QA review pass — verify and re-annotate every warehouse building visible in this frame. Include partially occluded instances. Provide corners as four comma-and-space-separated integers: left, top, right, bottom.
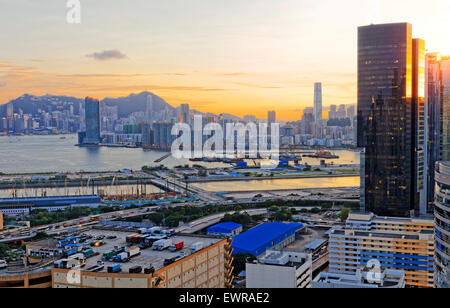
246, 248, 312, 288
207, 222, 242, 237
50, 230, 234, 288
0, 195, 101, 216
231, 222, 304, 257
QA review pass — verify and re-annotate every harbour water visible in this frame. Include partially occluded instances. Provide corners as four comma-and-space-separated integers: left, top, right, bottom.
0, 135, 361, 174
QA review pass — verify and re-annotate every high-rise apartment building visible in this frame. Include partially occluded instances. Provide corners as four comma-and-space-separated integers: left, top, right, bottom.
434, 161, 450, 288
146, 95, 153, 126
83, 97, 101, 145
329, 212, 434, 288
180, 104, 190, 124
358, 23, 425, 217
314, 83, 322, 123
329, 105, 337, 119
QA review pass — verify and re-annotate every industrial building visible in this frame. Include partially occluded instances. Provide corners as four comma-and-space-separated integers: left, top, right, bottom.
207, 222, 242, 237
313, 268, 406, 288
0, 195, 101, 216
231, 222, 304, 257
246, 248, 312, 288
48, 229, 234, 288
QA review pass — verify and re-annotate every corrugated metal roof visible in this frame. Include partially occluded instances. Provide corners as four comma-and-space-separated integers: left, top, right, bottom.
207, 222, 242, 234
231, 222, 303, 256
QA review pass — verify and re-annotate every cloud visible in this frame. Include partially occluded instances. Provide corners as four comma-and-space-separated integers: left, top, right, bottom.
86, 50, 127, 61
0, 82, 6, 87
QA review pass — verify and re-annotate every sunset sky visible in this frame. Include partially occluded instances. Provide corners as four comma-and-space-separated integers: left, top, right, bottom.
0, 0, 449, 120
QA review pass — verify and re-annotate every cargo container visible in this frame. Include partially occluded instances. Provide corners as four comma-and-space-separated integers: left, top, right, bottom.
169, 241, 184, 252
152, 239, 172, 251
190, 242, 203, 254
144, 266, 155, 274
83, 249, 94, 258
129, 266, 142, 274
107, 264, 121, 273
127, 246, 141, 258
126, 233, 140, 243
114, 252, 129, 262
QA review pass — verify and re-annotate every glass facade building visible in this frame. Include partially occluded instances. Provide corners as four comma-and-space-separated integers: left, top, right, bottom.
424, 55, 450, 213
434, 161, 450, 288
358, 23, 426, 217
83, 97, 101, 145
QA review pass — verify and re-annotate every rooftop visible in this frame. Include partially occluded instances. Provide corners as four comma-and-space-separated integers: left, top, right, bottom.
207, 222, 242, 234
231, 222, 303, 256
78, 230, 223, 273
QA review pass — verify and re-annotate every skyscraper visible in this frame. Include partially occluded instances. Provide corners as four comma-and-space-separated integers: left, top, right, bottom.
180, 104, 190, 124
268, 111, 276, 126
83, 97, 101, 145
425, 54, 450, 213
314, 82, 322, 123
434, 161, 450, 288
329, 105, 337, 119
146, 95, 153, 126
358, 23, 425, 217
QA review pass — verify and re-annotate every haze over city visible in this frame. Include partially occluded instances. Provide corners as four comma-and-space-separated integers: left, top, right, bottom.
1, 0, 449, 120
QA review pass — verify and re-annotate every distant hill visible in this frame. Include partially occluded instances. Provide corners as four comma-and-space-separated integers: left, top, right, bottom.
2, 91, 242, 120
5, 94, 84, 115
101, 91, 174, 118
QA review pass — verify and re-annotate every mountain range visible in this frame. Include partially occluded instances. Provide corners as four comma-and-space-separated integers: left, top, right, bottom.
3, 91, 242, 121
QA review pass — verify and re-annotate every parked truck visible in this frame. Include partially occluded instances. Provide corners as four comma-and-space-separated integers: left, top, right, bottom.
127, 246, 141, 258
87, 261, 104, 272
114, 252, 129, 263
126, 233, 140, 243
83, 249, 95, 258
169, 241, 184, 252
107, 264, 121, 273
152, 239, 172, 251
102, 250, 115, 261
190, 242, 204, 254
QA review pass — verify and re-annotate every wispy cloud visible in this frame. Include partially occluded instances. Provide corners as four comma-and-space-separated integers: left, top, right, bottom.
85, 50, 127, 61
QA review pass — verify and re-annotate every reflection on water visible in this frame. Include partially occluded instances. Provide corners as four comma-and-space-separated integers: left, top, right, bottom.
0, 184, 162, 198
0, 135, 361, 173
192, 176, 360, 192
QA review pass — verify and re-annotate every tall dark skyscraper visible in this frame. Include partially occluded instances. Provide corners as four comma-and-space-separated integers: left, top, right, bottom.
425, 54, 450, 213
83, 97, 101, 145
358, 23, 425, 217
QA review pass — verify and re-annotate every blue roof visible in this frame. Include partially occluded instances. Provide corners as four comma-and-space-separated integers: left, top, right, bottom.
0, 195, 100, 206
207, 222, 242, 234
231, 222, 303, 256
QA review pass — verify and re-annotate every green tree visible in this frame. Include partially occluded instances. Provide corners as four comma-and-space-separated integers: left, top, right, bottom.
340, 208, 351, 222
232, 253, 256, 275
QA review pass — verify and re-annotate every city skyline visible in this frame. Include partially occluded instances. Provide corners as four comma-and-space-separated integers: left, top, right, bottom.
1, 0, 449, 120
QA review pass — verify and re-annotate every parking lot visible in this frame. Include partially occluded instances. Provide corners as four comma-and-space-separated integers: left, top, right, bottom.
78, 229, 222, 273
